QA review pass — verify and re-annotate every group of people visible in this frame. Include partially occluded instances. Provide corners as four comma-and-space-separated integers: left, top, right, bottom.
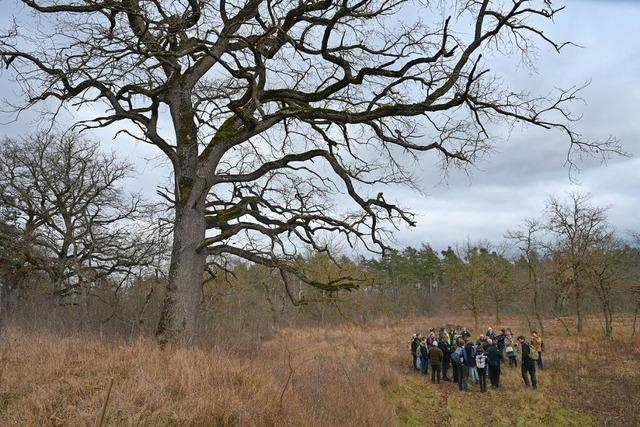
409, 325, 545, 392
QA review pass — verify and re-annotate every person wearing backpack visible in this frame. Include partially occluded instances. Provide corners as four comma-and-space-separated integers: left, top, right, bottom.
429, 341, 443, 384
518, 335, 538, 389
451, 341, 468, 391
505, 332, 518, 368
438, 337, 452, 381
486, 339, 504, 388
475, 346, 488, 393
531, 331, 544, 370
451, 343, 459, 384
419, 337, 429, 376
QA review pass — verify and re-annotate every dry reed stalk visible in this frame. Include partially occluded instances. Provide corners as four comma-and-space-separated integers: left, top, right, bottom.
97, 377, 114, 427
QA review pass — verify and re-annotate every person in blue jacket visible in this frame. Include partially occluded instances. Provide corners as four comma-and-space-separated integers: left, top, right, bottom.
419, 337, 429, 376
452, 340, 468, 391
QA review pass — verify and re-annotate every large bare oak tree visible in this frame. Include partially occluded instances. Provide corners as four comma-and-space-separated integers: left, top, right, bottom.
0, 131, 163, 326
1, 0, 620, 342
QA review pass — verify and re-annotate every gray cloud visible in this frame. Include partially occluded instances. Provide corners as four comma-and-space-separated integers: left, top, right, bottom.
385, 1, 640, 249
1, 1, 638, 253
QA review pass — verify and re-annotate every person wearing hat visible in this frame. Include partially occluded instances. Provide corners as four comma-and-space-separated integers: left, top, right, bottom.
429, 341, 444, 384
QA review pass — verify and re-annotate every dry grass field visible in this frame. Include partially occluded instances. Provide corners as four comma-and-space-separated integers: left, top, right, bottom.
0, 315, 638, 426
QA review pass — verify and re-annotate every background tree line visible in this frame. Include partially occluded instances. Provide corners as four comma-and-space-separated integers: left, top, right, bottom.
1, 132, 637, 341
1, 0, 624, 344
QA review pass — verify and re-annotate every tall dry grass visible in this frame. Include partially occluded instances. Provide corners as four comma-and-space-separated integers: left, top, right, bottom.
0, 329, 287, 425
0, 322, 403, 426
0, 315, 638, 426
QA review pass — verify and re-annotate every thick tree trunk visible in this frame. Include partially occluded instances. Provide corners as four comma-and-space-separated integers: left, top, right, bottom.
156, 89, 213, 345
156, 201, 207, 344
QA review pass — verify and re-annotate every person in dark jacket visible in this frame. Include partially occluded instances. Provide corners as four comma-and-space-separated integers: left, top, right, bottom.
451, 341, 467, 391
496, 329, 507, 354
451, 342, 459, 384
486, 340, 504, 388
478, 335, 490, 351
518, 335, 538, 389
438, 338, 451, 381
429, 341, 444, 384
486, 327, 496, 341
411, 334, 420, 370
461, 328, 471, 340
475, 346, 488, 393
419, 337, 429, 375
464, 340, 478, 384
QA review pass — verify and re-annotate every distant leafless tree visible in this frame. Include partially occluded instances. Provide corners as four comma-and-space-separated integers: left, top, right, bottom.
544, 192, 610, 333
0, 0, 622, 342
442, 241, 488, 330
584, 234, 628, 339
506, 219, 545, 334
0, 131, 164, 326
481, 245, 515, 325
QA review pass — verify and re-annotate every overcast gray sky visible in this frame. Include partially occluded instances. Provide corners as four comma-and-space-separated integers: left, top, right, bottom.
391, 0, 640, 249
1, 0, 638, 251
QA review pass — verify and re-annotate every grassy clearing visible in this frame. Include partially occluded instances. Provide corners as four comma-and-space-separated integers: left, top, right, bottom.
0, 315, 637, 426
389, 365, 597, 427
